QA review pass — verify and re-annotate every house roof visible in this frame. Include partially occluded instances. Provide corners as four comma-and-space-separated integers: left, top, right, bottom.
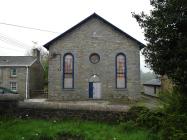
43, 13, 145, 50
0, 56, 36, 67
143, 79, 161, 86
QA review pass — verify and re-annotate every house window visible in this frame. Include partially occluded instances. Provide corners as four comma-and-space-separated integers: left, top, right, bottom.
10, 82, 17, 91
116, 53, 126, 88
10, 68, 17, 77
63, 53, 74, 89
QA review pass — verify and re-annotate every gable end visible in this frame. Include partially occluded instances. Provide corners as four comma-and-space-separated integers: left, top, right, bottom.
44, 13, 145, 50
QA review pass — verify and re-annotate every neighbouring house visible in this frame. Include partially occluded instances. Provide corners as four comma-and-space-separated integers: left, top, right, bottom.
0, 49, 44, 99
44, 13, 145, 101
143, 79, 161, 97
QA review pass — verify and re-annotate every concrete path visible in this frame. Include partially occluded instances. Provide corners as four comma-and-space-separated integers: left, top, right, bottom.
19, 100, 130, 112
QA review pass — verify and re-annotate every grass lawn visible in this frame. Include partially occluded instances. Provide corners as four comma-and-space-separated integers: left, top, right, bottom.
0, 118, 158, 140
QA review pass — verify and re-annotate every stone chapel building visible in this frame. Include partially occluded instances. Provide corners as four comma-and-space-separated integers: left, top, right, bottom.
44, 13, 145, 100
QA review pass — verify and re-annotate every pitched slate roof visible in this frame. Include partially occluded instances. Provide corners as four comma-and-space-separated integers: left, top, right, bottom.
0, 56, 36, 67
143, 79, 161, 86
44, 13, 145, 50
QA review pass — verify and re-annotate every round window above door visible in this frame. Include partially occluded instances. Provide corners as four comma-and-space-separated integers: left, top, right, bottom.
89, 53, 100, 64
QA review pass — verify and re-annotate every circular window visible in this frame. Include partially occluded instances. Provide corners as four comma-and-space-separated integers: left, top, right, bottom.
89, 53, 100, 64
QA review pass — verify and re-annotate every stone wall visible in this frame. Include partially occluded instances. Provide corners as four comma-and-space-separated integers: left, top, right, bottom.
48, 17, 141, 101
17, 108, 131, 122
0, 96, 19, 116
0, 100, 133, 123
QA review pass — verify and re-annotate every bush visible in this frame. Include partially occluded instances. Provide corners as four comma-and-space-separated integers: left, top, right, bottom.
159, 89, 187, 113
159, 113, 187, 140
128, 106, 149, 121
128, 106, 164, 132
136, 109, 164, 132
158, 89, 187, 139
130, 89, 187, 140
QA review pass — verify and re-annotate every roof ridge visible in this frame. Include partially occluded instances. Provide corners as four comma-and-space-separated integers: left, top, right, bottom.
0, 56, 37, 67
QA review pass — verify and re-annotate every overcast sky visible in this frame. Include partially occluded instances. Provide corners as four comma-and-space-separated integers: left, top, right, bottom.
0, 0, 152, 72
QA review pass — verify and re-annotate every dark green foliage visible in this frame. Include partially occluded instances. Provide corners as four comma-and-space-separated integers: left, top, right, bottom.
159, 114, 187, 140
136, 109, 164, 132
128, 106, 150, 120
132, 0, 187, 93
133, 1, 187, 137
129, 106, 164, 132
159, 89, 187, 113
158, 90, 187, 140
131, 91, 187, 140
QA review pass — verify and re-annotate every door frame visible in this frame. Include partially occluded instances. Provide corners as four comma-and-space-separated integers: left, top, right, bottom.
88, 81, 101, 99
88, 74, 101, 99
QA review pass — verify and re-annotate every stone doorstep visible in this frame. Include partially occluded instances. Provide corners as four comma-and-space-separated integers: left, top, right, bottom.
24, 99, 47, 102
19, 100, 130, 112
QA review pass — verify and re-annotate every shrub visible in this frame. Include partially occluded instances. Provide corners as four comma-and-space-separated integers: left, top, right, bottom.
128, 106, 149, 121
159, 113, 187, 140
159, 89, 187, 113
157, 89, 187, 139
135, 108, 164, 132
130, 89, 187, 140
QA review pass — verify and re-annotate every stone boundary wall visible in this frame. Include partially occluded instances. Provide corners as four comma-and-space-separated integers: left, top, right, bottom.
0, 100, 135, 122
0, 94, 20, 101
16, 108, 132, 122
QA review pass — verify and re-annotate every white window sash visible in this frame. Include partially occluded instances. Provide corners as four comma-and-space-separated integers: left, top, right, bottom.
10, 68, 17, 77
10, 82, 17, 91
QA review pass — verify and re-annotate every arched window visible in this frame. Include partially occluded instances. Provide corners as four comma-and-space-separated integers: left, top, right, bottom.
63, 53, 74, 89
116, 53, 126, 88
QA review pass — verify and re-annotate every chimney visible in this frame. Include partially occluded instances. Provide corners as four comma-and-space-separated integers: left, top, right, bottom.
32, 48, 40, 61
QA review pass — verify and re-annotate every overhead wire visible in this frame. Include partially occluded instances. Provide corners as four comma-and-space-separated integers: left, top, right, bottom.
0, 22, 59, 53
0, 43, 25, 52
0, 33, 32, 49
0, 22, 60, 34
0, 22, 59, 34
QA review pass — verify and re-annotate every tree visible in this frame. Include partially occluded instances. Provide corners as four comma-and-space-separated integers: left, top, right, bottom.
132, 0, 187, 94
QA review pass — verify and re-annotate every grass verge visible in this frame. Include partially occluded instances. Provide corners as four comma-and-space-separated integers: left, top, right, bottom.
0, 118, 157, 140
